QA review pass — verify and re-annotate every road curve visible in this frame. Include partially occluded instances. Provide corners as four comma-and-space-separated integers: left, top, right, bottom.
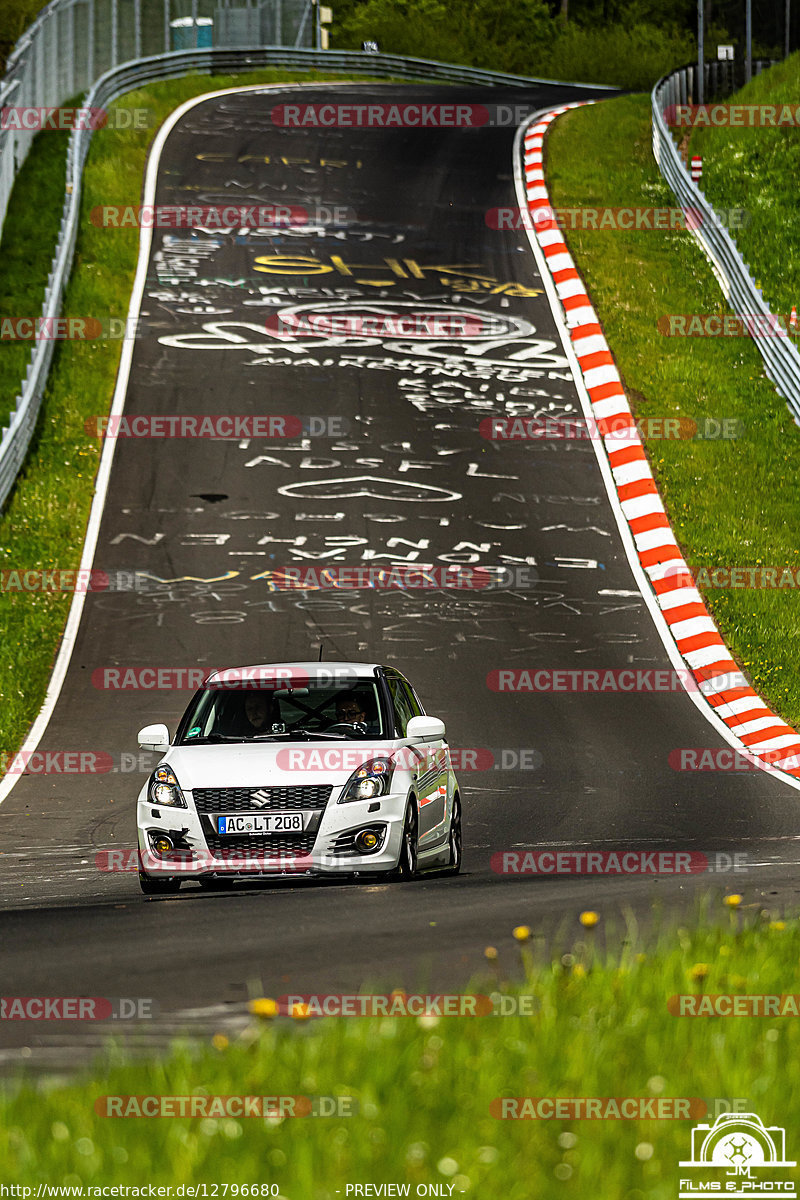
1, 82, 799, 1063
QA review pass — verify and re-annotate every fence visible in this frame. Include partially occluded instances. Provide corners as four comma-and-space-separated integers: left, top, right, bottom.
656, 57, 778, 107
651, 59, 800, 424
0, 0, 319, 234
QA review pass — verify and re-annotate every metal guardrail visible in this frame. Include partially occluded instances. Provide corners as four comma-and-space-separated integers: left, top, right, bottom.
651, 62, 800, 424
0, 44, 616, 511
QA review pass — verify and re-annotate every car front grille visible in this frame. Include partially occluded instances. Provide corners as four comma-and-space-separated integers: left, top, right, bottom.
203, 831, 318, 856
193, 785, 332, 813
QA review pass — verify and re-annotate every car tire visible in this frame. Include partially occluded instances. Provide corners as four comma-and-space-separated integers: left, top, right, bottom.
447, 794, 462, 874
138, 870, 181, 895
392, 801, 418, 880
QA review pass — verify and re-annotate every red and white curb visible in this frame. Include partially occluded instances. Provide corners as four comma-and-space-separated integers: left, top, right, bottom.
518, 102, 800, 782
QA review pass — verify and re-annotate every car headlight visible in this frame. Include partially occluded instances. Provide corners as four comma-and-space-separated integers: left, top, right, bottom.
148, 765, 187, 808
338, 757, 394, 804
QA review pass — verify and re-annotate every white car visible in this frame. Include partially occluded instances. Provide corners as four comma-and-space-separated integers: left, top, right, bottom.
135, 661, 462, 893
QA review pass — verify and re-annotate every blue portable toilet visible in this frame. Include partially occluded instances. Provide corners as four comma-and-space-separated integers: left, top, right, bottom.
170, 16, 213, 49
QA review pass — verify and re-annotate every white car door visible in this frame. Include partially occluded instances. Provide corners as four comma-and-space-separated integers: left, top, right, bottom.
387, 674, 448, 848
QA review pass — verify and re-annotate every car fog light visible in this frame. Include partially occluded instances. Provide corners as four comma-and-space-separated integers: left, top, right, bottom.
151, 834, 174, 854
355, 829, 380, 853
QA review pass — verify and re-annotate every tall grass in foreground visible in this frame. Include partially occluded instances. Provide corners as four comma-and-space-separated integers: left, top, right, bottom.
1, 900, 794, 1198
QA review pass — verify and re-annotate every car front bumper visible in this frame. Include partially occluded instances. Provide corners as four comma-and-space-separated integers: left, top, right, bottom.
136, 786, 410, 878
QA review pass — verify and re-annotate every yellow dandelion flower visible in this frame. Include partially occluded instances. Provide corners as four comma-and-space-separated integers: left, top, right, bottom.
248, 998, 278, 1019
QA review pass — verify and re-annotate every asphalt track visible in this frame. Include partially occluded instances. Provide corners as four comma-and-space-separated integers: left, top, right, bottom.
2, 82, 800, 1066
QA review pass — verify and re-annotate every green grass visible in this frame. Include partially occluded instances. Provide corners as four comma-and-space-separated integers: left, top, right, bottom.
0, 128, 70, 433
1, 900, 794, 1196
688, 52, 800, 322
0, 68, 386, 773
546, 91, 800, 727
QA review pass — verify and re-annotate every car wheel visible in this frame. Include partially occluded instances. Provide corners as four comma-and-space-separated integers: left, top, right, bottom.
138, 870, 181, 895
393, 802, 418, 880
447, 794, 462, 873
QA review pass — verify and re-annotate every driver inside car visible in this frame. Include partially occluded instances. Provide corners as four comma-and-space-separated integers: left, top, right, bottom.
334, 692, 379, 735
217, 689, 278, 738
244, 690, 274, 733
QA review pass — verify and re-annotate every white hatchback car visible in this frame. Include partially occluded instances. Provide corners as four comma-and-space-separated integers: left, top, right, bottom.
135, 661, 462, 893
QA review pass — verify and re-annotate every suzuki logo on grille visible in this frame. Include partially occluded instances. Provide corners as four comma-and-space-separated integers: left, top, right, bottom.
250, 790, 273, 807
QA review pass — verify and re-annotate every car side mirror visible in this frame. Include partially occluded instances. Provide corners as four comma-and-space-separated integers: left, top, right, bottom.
138, 723, 170, 753
406, 715, 445, 742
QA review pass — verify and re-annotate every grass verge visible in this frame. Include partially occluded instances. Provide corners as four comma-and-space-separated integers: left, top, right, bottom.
0, 69, 384, 771
0, 899, 793, 1195
0, 128, 70, 433
546, 90, 800, 727
687, 52, 800, 321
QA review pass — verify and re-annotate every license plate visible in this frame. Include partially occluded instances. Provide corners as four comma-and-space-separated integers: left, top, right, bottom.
216, 811, 311, 835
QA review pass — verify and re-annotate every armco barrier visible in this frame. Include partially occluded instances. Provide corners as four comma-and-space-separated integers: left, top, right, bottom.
0, 41, 616, 513
651, 63, 800, 426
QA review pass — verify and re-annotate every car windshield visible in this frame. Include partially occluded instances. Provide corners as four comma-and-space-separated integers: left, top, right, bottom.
178, 681, 385, 745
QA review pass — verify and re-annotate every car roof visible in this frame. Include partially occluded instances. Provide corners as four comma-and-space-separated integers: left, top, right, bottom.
203, 661, 388, 683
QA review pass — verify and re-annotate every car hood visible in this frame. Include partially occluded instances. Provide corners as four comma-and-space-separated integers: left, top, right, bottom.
164, 740, 402, 790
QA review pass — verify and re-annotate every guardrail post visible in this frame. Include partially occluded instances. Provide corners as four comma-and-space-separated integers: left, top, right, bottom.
697, 0, 704, 105
87, 0, 95, 83
745, 0, 752, 82
111, 0, 118, 66
48, 10, 59, 107
65, 1, 75, 95
33, 16, 43, 110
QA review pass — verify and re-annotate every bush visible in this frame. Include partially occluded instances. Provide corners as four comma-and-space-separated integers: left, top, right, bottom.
335, 0, 694, 88
334, 0, 557, 74
532, 21, 696, 88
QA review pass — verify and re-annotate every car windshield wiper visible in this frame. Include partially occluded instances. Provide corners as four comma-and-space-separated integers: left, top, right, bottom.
180, 733, 243, 745
245, 730, 350, 742
236, 729, 323, 742
184, 729, 380, 744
